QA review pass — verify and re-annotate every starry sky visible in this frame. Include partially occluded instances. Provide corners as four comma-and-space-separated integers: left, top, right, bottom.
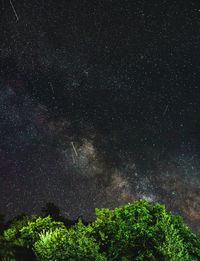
0, 0, 200, 233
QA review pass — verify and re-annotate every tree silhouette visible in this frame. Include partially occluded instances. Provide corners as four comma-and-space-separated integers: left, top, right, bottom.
0, 214, 5, 235
41, 202, 60, 220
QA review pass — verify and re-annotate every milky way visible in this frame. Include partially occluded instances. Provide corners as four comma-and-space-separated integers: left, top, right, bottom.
0, 0, 200, 234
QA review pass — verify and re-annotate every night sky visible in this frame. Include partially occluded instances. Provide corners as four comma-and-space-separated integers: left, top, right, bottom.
0, 0, 200, 233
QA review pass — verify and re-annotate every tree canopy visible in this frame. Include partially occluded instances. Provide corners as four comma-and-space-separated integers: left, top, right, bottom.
1, 200, 200, 260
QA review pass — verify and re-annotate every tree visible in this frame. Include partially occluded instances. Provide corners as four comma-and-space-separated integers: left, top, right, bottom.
41, 202, 60, 220
34, 218, 107, 260
92, 200, 200, 260
1, 200, 200, 260
2, 215, 65, 260
1, 215, 37, 260
0, 214, 5, 235
41, 202, 91, 229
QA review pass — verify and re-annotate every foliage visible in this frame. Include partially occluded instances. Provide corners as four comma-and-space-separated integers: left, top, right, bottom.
13, 216, 66, 248
92, 200, 200, 260
34, 218, 107, 260
33, 227, 69, 260
1, 215, 65, 260
0, 200, 200, 260
0, 234, 16, 260
0, 215, 38, 260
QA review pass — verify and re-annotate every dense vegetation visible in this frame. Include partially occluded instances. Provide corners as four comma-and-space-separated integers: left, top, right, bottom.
0, 200, 200, 260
